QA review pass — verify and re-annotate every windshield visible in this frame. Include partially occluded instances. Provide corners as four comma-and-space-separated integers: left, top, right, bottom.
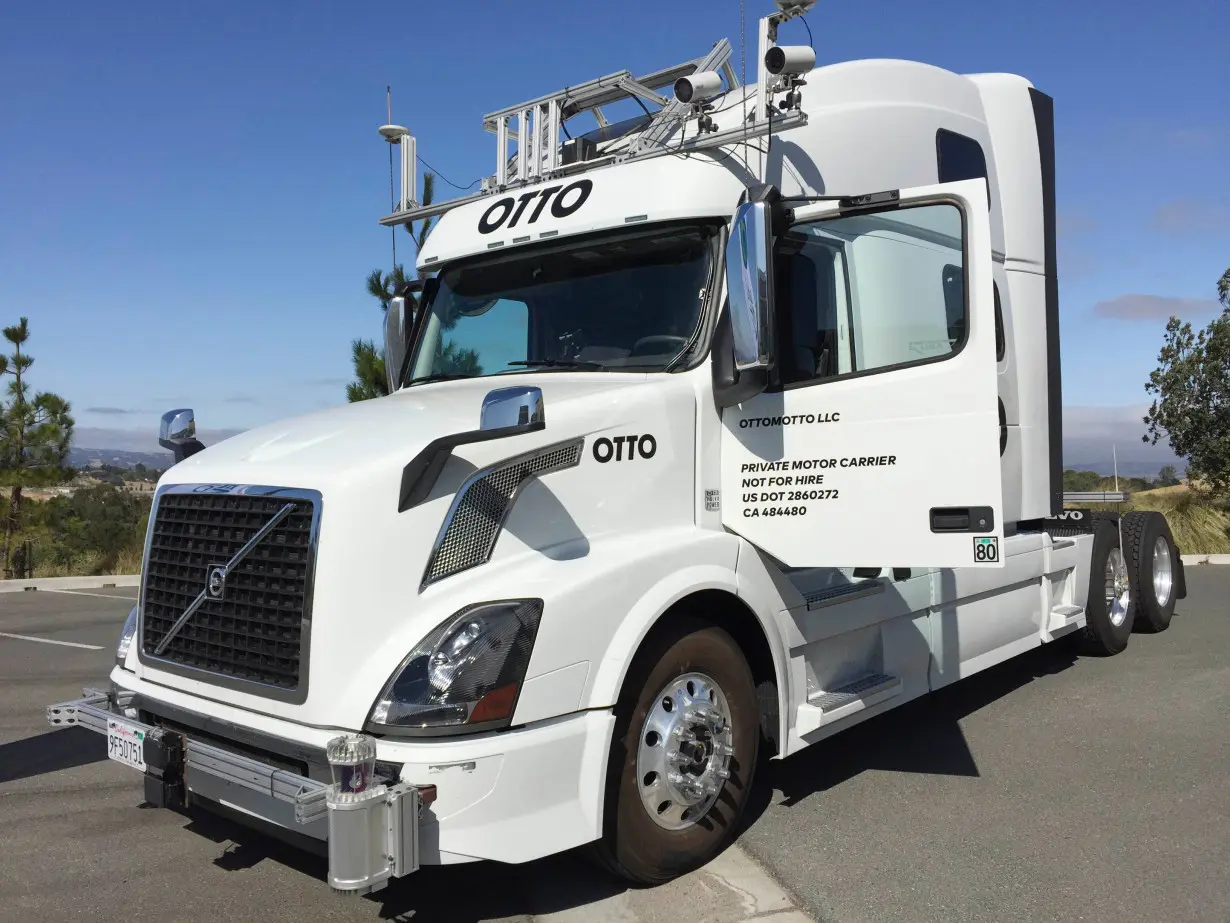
403, 222, 719, 385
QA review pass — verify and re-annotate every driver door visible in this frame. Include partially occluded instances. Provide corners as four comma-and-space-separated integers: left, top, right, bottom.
720, 179, 1004, 569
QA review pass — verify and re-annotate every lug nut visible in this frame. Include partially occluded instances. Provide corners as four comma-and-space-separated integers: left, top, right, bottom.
666, 749, 682, 763
714, 768, 730, 780
667, 771, 686, 785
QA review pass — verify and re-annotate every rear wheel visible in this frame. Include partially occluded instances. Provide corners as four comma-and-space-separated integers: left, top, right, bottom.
1120, 511, 1178, 633
1077, 520, 1134, 656
591, 619, 759, 885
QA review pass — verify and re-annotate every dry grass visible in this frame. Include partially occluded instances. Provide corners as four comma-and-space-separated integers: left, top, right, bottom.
30, 546, 145, 579
1079, 488, 1230, 555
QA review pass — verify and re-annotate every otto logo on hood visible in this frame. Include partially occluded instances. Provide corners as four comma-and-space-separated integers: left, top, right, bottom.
478, 179, 594, 235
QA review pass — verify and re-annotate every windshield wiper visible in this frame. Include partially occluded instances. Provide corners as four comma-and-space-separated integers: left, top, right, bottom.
406, 373, 476, 386
505, 359, 604, 370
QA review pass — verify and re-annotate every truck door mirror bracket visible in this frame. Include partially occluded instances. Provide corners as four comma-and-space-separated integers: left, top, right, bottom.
398, 387, 546, 512
158, 408, 206, 464
711, 306, 769, 409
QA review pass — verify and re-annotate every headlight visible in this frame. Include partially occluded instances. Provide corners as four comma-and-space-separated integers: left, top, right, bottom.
367, 599, 543, 736
116, 606, 138, 668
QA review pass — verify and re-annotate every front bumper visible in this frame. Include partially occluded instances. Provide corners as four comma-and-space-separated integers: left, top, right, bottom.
49, 674, 615, 874
48, 688, 423, 895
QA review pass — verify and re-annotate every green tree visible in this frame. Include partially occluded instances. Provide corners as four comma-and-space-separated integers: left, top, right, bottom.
0, 318, 75, 577
1157, 465, 1180, 487
1142, 273, 1230, 495
1062, 469, 1103, 492
346, 338, 388, 403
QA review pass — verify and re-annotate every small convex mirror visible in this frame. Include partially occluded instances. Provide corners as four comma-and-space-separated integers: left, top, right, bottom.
725, 200, 774, 371
159, 408, 195, 445
480, 386, 545, 431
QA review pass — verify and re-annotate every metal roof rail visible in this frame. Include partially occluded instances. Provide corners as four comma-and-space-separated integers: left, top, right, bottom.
378, 2, 817, 230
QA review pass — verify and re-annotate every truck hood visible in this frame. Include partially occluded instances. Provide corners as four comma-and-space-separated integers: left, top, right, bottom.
166, 374, 641, 490
139, 372, 689, 729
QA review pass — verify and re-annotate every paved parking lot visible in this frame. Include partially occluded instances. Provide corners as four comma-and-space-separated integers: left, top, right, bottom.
2, 568, 1227, 923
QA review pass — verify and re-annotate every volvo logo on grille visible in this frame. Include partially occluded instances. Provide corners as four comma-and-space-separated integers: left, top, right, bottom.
206, 565, 227, 600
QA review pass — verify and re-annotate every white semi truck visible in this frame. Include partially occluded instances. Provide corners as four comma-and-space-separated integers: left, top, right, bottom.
49, 0, 1187, 895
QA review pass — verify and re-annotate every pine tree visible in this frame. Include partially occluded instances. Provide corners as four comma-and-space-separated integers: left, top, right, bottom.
0, 318, 75, 577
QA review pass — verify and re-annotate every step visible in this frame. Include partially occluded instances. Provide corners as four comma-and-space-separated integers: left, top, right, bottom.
795, 672, 902, 736
803, 579, 886, 611
1048, 604, 1084, 631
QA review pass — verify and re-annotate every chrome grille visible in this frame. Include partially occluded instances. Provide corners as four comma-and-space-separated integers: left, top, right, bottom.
423, 440, 583, 588
140, 487, 320, 698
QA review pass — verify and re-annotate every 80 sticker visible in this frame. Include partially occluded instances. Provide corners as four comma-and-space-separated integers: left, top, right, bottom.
973, 536, 1000, 562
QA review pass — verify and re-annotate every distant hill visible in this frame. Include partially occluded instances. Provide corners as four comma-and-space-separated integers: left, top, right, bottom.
68, 447, 174, 471
1062, 459, 1177, 479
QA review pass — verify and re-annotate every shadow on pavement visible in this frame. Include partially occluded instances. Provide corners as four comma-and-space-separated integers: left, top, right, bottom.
743, 638, 1079, 818
179, 800, 628, 922
0, 726, 107, 785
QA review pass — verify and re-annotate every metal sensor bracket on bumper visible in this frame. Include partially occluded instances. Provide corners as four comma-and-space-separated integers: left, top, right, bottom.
46, 689, 424, 895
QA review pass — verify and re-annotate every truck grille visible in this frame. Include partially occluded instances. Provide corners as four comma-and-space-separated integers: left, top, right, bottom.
140, 488, 320, 697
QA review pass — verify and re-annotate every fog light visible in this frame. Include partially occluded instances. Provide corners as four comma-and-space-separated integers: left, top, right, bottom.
326, 734, 378, 803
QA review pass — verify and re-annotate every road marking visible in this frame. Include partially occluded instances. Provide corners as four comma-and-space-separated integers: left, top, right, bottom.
39, 589, 138, 601
0, 631, 105, 651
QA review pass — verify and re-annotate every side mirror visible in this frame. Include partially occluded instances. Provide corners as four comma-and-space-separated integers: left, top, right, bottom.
384, 278, 437, 393
480, 386, 545, 431
159, 408, 206, 464
384, 295, 409, 394
725, 200, 775, 371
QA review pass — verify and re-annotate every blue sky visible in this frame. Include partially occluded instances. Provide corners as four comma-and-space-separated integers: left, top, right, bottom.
1, 0, 1226, 467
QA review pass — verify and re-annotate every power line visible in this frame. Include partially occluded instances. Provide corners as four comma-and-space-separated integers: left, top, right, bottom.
418, 156, 481, 191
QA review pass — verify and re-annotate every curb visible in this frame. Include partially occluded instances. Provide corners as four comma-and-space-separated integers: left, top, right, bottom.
0, 574, 140, 594
1181, 554, 1230, 566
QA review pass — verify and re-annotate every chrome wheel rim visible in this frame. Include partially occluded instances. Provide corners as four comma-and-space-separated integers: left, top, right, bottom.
1152, 536, 1174, 608
636, 672, 734, 831
1105, 547, 1131, 627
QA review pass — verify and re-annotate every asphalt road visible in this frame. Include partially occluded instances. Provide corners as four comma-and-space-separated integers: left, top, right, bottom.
1, 569, 1227, 923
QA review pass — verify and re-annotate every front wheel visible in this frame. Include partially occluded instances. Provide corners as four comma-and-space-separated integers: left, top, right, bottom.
591, 620, 759, 885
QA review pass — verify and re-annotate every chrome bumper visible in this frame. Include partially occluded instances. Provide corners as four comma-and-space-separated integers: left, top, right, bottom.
47, 688, 421, 894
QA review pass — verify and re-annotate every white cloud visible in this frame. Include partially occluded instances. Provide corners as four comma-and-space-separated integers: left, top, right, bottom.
73, 426, 245, 453
1092, 294, 1221, 321
1152, 198, 1229, 233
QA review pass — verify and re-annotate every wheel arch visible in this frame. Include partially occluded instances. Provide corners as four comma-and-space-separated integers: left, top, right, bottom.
586, 572, 788, 758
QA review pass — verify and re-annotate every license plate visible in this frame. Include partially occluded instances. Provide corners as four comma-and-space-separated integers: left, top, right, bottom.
106, 719, 146, 772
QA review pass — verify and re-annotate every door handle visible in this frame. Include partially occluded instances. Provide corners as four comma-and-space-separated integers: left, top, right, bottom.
930, 507, 995, 533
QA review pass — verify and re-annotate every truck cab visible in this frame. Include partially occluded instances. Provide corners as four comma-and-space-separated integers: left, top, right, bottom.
50, 0, 1185, 896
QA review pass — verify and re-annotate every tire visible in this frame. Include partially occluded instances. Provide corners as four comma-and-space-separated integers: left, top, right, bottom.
1120, 511, 1179, 633
1076, 519, 1134, 656
589, 619, 759, 885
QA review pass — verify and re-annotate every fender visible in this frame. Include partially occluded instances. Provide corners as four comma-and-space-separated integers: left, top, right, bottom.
584, 561, 792, 755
